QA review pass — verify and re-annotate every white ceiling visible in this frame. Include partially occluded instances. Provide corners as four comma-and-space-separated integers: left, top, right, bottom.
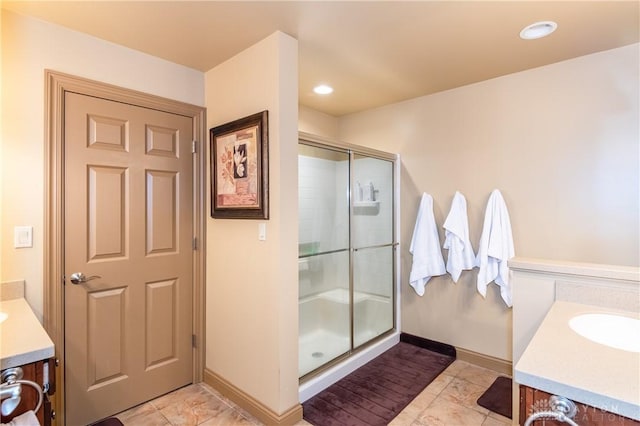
3, 1, 639, 116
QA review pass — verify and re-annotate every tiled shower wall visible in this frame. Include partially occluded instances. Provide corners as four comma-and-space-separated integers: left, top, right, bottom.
353, 157, 394, 298
299, 155, 393, 299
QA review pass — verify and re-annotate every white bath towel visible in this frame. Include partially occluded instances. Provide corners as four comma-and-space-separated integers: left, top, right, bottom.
409, 193, 446, 296
1, 410, 38, 426
443, 191, 476, 283
476, 189, 515, 307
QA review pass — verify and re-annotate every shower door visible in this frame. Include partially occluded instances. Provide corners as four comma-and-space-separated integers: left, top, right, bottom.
352, 154, 395, 348
299, 138, 396, 380
298, 144, 351, 378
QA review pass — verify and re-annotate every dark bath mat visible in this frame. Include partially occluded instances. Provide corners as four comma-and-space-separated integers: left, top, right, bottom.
302, 341, 455, 426
477, 376, 513, 419
90, 417, 124, 426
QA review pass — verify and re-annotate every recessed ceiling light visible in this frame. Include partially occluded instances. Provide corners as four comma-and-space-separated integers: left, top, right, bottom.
520, 21, 558, 40
313, 84, 334, 95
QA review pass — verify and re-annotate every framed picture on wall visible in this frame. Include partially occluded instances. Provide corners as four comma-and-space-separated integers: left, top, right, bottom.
210, 110, 269, 219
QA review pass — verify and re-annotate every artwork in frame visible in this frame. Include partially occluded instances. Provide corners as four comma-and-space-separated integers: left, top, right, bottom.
210, 111, 269, 219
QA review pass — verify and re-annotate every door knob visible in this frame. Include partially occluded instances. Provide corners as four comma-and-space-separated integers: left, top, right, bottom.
69, 272, 101, 285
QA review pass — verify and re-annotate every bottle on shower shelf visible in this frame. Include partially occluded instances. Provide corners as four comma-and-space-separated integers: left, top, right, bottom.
364, 181, 375, 202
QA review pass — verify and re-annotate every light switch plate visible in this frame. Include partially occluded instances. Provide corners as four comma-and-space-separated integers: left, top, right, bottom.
14, 226, 33, 248
258, 223, 266, 241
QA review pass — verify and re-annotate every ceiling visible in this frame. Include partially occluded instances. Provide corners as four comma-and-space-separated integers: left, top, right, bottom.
3, 1, 639, 116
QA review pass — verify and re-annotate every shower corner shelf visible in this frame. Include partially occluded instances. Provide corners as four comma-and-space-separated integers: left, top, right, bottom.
353, 201, 380, 215
354, 201, 379, 207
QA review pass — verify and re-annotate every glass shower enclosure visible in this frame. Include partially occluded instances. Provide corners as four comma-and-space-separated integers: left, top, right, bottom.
298, 136, 396, 380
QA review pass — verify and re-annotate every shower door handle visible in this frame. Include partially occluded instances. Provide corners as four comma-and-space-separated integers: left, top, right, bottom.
69, 272, 101, 285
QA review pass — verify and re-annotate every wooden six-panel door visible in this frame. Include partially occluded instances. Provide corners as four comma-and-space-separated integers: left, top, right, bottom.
64, 92, 194, 425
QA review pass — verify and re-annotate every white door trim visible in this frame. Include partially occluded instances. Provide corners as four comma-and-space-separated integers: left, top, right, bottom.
44, 70, 206, 425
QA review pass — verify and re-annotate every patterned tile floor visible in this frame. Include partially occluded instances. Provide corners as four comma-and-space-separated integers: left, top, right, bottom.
115, 360, 512, 425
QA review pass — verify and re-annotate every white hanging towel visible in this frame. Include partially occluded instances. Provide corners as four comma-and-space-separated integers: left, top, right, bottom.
443, 191, 476, 283
476, 189, 515, 307
409, 193, 446, 296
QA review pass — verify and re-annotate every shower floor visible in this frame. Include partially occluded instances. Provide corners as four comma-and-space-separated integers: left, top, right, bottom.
299, 328, 349, 377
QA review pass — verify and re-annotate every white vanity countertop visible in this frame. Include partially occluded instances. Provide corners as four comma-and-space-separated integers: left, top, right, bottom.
509, 257, 640, 282
0, 298, 55, 369
515, 300, 640, 421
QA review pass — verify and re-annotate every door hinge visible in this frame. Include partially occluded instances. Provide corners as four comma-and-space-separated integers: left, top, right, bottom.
192, 237, 197, 250
192, 334, 197, 348
192, 141, 197, 154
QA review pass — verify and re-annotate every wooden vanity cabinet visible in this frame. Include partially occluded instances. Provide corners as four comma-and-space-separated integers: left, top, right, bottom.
520, 385, 640, 426
1, 358, 56, 426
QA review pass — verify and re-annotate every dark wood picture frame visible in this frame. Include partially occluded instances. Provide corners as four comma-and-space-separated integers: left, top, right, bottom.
210, 111, 269, 219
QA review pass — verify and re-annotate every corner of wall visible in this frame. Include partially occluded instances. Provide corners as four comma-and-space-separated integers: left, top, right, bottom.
204, 31, 300, 416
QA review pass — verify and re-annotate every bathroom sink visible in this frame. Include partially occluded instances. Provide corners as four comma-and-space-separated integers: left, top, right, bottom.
0, 312, 7, 324
569, 313, 640, 353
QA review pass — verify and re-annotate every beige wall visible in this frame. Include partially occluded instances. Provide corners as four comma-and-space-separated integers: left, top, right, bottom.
0, 10, 204, 320
0, 10, 4, 286
298, 105, 339, 140
204, 32, 299, 415
338, 44, 640, 361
